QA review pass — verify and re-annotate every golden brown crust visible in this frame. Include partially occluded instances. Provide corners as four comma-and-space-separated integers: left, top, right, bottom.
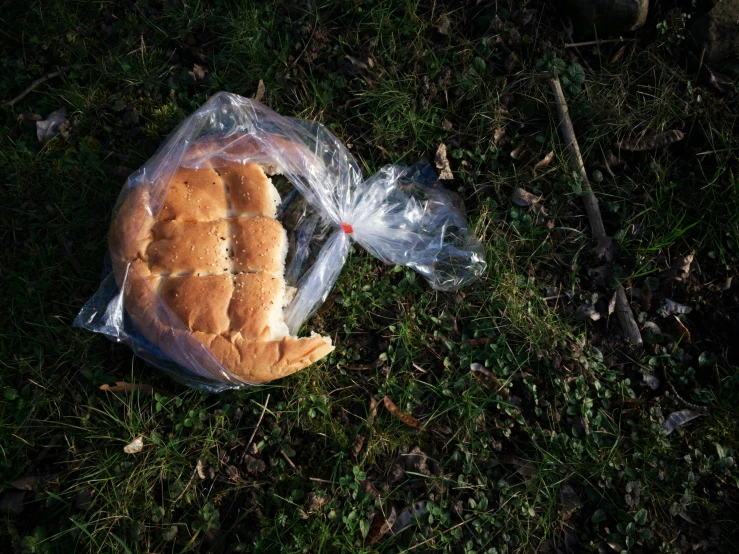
231, 216, 285, 273
109, 134, 334, 384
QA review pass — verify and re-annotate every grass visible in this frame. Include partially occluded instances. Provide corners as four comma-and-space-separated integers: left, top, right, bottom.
1, 0, 738, 552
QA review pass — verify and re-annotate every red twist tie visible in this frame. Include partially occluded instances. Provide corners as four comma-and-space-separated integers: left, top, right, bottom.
340, 222, 354, 234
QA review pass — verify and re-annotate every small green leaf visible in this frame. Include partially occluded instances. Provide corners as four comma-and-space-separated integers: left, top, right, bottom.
591, 509, 607, 523
634, 508, 648, 525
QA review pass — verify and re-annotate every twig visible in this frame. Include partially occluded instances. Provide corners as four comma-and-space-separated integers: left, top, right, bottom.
550, 69, 606, 239
697, 46, 706, 77
549, 69, 642, 346
280, 448, 302, 475
564, 38, 632, 48
243, 393, 270, 459
4, 66, 70, 107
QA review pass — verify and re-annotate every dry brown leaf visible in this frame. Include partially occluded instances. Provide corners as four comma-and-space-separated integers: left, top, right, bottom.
608, 291, 617, 315
351, 434, 366, 460
0, 491, 25, 515
616, 130, 685, 152
510, 144, 524, 160
471, 363, 504, 392
610, 44, 628, 64
511, 187, 541, 207
664, 253, 694, 281
575, 304, 601, 321
188, 64, 207, 82
498, 454, 537, 478
123, 436, 144, 455
434, 143, 454, 180
367, 506, 397, 545
9, 476, 38, 491
674, 316, 691, 343
100, 381, 156, 395
75, 489, 93, 511
494, 127, 506, 145
560, 482, 582, 521
534, 150, 555, 171
437, 14, 451, 35
382, 396, 423, 430
306, 492, 328, 511
360, 479, 382, 497
442, 119, 453, 131
254, 79, 265, 103
368, 396, 380, 424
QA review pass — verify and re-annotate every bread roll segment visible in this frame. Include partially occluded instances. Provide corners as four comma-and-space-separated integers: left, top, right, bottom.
110, 135, 334, 384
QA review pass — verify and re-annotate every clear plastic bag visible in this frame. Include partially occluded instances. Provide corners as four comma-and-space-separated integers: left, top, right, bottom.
75, 92, 485, 391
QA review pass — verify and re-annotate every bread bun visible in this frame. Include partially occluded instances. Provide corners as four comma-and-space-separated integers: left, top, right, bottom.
109, 134, 334, 383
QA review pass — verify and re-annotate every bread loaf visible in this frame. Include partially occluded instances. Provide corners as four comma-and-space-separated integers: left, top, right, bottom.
109, 134, 334, 383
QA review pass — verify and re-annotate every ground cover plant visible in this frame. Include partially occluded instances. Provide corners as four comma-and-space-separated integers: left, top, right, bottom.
1, 0, 738, 552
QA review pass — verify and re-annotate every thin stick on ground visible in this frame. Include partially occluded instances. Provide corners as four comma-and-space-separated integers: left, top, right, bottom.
4, 66, 71, 107
564, 38, 633, 48
549, 69, 643, 346
243, 393, 270, 458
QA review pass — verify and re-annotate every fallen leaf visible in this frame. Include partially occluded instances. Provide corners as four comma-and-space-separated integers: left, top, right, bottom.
0, 490, 25, 515
306, 492, 328, 511
499, 454, 537, 478
560, 482, 582, 521
188, 64, 207, 82
368, 396, 380, 424
100, 382, 156, 395
575, 304, 601, 321
471, 363, 504, 392
678, 509, 696, 524
504, 51, 519, 74
511, 187, 541, 207
391, 501, 428, 533
642, 372, 660, 390
510, 144, 524, 160
641, 285, 653, 311
660, 298, 692, 317
663, 409, 702, 435
442, 119, 453, 131
75, 489, 93, 511
195, 459, 215, 480
37, 107, 68, 143
244, 455, 266, 474
367, 506, 397, 545
608, 291, 617, 315
9, 476, 37, 491
382, 396, 423, 430
225, 465, 240, 482
593, 236, 616, 262
663, 253, 693, 281
437, 14, 451, 35
123, 436, 144, 454
534, 151, 555, 171
610, 44, 628, 64
434, 143, 454, 180
18, 112, 42, 131
616, 130, 684, 152
360, 480, 382, 497
254, 79, 265, 103
674, 316, 691, 343
494, 127, 506, 145
351, 434, 366, 460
